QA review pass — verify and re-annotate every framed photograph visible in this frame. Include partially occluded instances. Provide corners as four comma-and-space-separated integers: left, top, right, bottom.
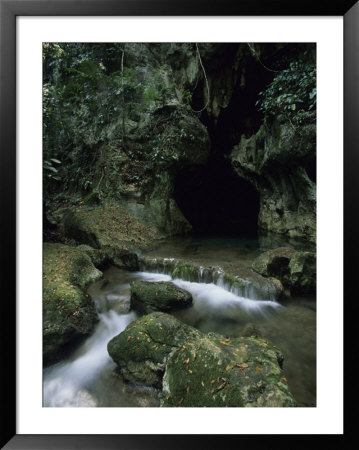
1, 0, 356, 448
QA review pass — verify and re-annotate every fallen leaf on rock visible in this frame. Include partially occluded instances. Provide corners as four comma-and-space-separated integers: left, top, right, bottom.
236, 363, 249, 370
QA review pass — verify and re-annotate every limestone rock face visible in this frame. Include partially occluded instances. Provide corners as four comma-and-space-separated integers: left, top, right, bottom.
230, 116, 316, 242
252, 247, 316, 295
288, 251, 316, 294
107, 312, 201, 387
130, 281, 193, 314
43, 243, 102, 363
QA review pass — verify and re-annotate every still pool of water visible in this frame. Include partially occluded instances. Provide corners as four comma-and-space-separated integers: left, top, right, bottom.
43, 235, 316, 407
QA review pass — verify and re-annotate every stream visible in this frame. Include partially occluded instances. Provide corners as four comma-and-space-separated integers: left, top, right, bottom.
43, 235, 316, 407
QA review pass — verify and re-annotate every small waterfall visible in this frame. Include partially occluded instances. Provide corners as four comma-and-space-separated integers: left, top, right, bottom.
43, 291, 137, 407
138, 257, 278, 301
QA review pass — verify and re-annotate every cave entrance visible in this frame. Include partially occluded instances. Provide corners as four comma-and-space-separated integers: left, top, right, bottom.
173, 159, 260, 235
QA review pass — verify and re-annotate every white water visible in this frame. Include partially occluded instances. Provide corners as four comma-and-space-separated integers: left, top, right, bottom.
138, 271, 280, 313
43, 271, 280, 407
43, 308, 136, 406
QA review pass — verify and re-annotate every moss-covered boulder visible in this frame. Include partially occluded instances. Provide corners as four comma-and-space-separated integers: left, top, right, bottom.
107, 312, 296, 406
62, 209, 101, 248
76, 244, 109, 268
161, 335, 296, 407
43, 243, 102, 363
130, 281, 193, 314
289, 251, 316, 294
60, 205, 158, 269
107, 312, 201, 387
252, 247, 316, 295
252, 247, 295, 286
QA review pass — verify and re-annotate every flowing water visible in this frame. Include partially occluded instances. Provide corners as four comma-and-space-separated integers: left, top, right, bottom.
43, 235, 316, 407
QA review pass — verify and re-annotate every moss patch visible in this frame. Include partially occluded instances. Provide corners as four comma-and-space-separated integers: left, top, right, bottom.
131, 281, 193, 314
43, 243, 102, 363
63, 204, 161, 251
107, 312, 201, 387
161, 335, 296, 407
252, 247, 316, 295
107, 312, 296, 406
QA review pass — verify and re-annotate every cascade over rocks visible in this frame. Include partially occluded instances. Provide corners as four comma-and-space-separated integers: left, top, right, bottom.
139, 256, 284, 300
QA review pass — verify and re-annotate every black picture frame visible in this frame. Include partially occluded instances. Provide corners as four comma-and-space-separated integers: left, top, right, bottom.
1, 0, 356, 448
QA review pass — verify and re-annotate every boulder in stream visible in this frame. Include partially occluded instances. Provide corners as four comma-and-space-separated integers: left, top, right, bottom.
130, 280, 193, 314
107, 312, 201, 387
108, 312, 296, 406
252, 247, 316, 295
43, 243, 102, 364
161, 334, 296, 407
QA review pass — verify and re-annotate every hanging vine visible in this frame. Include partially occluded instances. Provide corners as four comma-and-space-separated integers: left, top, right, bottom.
191, 43, 210, 113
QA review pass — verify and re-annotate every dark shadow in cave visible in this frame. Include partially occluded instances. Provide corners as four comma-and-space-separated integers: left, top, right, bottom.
174, 159, 260, 235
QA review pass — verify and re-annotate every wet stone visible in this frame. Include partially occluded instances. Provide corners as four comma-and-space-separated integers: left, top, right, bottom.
130, 280, 193, 315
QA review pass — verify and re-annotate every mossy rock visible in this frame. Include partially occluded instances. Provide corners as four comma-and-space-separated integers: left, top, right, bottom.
43, 243, 102, 363
76, 244, 109, 268
110, 250, 139, 271
140, 257, 283, 300
171, 263, 200, 282
63, 209, 101, 249
161, 335, 296, 407
61, 205, 160, 254
252, 247, 316, 295
251, 247, 295, 285
289, 251, 316, 294
130, 281, 193, 314
107, 312, 201, 387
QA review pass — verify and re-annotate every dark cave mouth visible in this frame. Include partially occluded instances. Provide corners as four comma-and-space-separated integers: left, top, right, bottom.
173, 160, 260, 235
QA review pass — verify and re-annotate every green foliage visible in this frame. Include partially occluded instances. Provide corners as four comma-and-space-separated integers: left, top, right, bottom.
44, 158, 61, 181
256, 59, 316, 125
43, 43, 143, 201
180, 88, 192, 106
43, 44, 180, 205
142, 66, 175, 109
